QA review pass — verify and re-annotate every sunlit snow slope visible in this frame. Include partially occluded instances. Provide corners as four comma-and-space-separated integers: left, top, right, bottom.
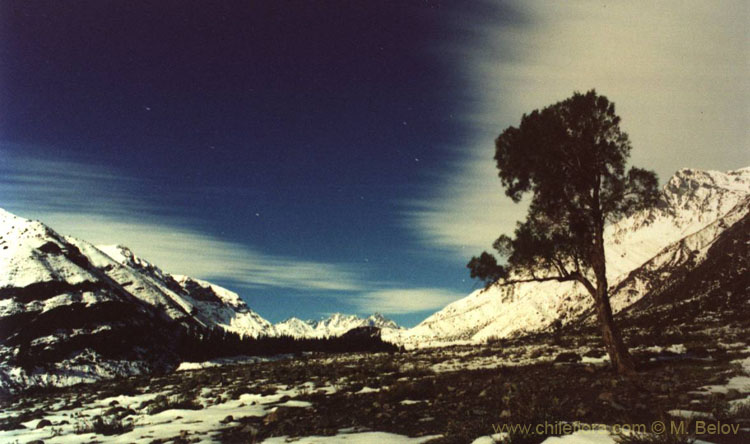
392, 167, 750, 348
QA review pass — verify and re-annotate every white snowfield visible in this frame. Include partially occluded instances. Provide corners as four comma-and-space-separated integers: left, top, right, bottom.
390, 167, 750, 348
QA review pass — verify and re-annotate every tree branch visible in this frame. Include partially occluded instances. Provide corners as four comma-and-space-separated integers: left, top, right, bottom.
491, 269, 597, 300
491, 274, 579, 287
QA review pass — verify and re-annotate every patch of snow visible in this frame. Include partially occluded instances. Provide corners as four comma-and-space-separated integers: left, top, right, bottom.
176, 354, 293, 371
355, 386, 382, 394
540, 429, 616, 443
471, 432, 509, 443
733, 356, 750, 375
400, 400, 424, 405
667, 409, 714, 419
667, 344, 687, 354
701, 376, 750, 394
582, 355, 610, 364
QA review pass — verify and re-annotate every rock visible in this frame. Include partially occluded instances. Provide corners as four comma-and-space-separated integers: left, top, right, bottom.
221, 415, 234, 424
611, 401, 627, 411
240, 424, 259, 437
554, 352, 581, 363
529, 348, 544, 359
35, 419, 52, 429
598, 392, 614, 403
726, 389, 741, 399
687, 346, 710, 358
264, 409, 279, 425
584, 349, 606, 358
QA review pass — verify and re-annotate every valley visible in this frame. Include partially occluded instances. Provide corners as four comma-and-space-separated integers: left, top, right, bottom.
1, 167, 748, 444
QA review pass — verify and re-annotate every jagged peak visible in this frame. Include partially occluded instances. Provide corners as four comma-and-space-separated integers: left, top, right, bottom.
277, 317, 315, 326
97, 244, 149, 268
666, 166, 750, 193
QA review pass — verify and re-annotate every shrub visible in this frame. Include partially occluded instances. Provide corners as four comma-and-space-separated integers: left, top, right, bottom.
74, 415, 133, 436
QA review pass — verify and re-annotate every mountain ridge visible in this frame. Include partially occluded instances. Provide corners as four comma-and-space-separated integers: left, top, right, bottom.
275, 312, 402, 338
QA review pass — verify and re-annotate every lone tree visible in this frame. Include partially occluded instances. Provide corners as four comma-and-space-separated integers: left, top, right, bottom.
468, 90, 659, 375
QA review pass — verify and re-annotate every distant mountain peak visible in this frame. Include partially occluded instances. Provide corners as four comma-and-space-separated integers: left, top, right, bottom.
274, 312, 402, 339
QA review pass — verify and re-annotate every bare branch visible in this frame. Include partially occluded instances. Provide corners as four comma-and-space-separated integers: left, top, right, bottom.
491, 274, 578, 287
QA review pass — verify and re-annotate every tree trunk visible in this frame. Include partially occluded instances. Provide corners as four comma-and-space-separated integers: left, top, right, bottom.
593, 283, 636, 375
590, 221, 637, 375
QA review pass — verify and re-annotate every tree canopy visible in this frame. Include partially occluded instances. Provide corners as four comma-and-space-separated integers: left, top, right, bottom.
469, 90, 659, 287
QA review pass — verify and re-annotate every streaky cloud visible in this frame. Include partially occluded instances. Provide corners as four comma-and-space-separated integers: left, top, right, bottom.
403, 0, 749, 258
354, 288, 466, 315
0, 149, 364, 293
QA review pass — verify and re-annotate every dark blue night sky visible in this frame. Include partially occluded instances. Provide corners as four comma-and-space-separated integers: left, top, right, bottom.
2, 1, 746, 325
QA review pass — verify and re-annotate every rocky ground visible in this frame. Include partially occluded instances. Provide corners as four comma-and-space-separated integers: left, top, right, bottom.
1, 321, 749, 444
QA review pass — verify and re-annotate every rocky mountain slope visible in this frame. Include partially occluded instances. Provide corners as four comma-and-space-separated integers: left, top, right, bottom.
0, 209, 188, 392
392, 167, 750, 347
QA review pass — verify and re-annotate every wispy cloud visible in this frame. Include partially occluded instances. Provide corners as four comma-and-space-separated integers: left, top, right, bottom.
404, 0, 749, 257
0, 149, 469, 315
353, 288, 466, 315
40, 213, 364, 292
0, 149, 364, 292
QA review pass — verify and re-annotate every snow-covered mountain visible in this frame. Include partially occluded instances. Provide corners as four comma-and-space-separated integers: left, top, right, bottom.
0, 207, 406, 392
0, 211, 272, 392
0, 208, 187, 392
274, 313, 401, 338
392, 167, 750, 348
94, 244, 277, 338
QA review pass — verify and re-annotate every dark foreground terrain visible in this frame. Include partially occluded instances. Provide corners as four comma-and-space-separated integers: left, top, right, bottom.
1, 319, 749, 444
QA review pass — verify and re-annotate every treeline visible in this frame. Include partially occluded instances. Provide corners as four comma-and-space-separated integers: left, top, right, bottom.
175, 325, 402, 362
13, 322, 401, 372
